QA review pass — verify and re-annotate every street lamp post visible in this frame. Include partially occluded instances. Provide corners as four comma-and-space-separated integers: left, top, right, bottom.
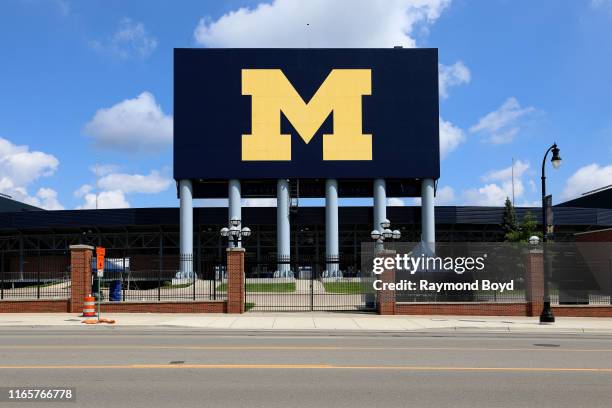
370, 218, 401, 254
367, 219, 400, 308
220, 217, 252, 248
540, 143, 562, 324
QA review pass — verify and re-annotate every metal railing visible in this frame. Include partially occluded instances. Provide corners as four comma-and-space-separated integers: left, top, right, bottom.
0, 250, 70, 300
94, 254, 226, 302
243, 255, 374, 312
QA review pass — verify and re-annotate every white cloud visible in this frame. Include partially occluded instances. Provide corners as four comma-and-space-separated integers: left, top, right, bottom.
435, 185, 455, 205
469, 97, 535, 144
97, 170, 172, 194
528, 179, 536, 192
439, 61, 470, 99
461, 161, 530, 206
197, 198, 278, 207
0, 137, 62, 210
83, 92, 173, 152
195, 199, 228, 207
561, 163, 612, 200
74, 184, 92, 198
242, 198, 277, 207
439, 117, 465, 159
90, 164, 120, 176
90, 18, 157, 59
462, 181, 522, 206
194, 0, 451, 48
516, 199, 540, 207
412, 184, 454, 205
74, 167, 172, 209
482, 160, 529, 181
0, 138, 59, 186
388, 197, 406, 206
77, 190, 130, 210
31, 188, 64, 210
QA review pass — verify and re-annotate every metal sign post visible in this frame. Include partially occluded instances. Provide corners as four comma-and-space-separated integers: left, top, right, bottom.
95, 247, 105, 322
544, 195, 554, 239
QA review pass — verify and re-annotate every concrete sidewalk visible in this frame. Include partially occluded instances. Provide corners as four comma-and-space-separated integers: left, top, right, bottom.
2, 312, 612, 333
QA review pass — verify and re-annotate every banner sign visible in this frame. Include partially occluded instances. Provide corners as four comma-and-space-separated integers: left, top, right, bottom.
95, 247, 105, 278
174, 48, 440, 181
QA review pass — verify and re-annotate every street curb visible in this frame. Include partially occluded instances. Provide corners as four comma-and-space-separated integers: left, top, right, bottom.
2, 324, 612, 336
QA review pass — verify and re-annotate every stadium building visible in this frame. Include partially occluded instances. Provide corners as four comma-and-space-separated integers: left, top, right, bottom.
1, 48, 611, 312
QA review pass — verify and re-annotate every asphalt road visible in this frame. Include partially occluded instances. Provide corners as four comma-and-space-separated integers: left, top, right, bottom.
1, 327, 612, 408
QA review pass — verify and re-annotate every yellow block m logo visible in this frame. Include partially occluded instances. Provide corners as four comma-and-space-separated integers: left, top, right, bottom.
242, 69, 372, 161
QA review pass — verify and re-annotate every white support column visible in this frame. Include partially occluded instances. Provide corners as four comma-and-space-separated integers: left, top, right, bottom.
421, 178, 436, 253
179, 179, 193, 277
325, 179, 340, 277
373, 179, 386, 253
228, 179, 241, 248
276, 179, 291, 277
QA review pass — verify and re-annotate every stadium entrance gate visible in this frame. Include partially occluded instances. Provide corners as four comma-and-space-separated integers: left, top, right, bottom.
244, 255, 375, 312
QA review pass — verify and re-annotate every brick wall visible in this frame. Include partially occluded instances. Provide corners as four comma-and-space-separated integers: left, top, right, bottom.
576, 229, 612, 242
69, 245, 93, 313
376, 251, 396, 315
0, 299, 69, 313
553, 306, 612, 317
99, 301, 226, 313
226, 248, 245, 314
525, 249, 544, 317
396, 302, 529, 316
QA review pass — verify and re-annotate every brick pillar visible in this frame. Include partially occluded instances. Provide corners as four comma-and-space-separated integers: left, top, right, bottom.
525, 249, 544, 317
376, 250, 396, 315
227, 248, 245, 314
69, 245, 93, 313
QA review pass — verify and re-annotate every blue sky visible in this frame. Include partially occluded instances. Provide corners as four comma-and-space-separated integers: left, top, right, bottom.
0, 0, 611, 210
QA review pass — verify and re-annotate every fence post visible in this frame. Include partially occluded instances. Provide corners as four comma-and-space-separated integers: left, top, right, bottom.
1, 251, 4, 300
37, 250, 41, 299
227, 247, 245, 314
376, 250, 396, 315
122, 254, 126, 302
192, 253, 196, 301
525, 249, 544, 317
158, 233, 162, 302
609, 259, 611, 306
69, 245, 94, 313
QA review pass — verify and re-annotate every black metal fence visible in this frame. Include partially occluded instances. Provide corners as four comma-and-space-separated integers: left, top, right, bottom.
244, 255, 375, 311
93, 254, 226, 302
548, 243, 612, 305
0, 250, 70, 300
360, 242, 612, 306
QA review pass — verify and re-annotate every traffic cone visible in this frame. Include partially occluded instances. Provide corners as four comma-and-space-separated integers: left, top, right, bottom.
83, 294, 96, 317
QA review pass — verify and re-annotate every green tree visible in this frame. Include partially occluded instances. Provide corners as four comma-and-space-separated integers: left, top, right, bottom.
506, 210, 542, 243
501, 197, 518, 236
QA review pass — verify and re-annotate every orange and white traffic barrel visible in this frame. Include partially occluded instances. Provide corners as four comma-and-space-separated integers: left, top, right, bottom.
83, 294, 96, 317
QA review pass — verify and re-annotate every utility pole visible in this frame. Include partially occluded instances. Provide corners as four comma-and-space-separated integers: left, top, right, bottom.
95, 164, 100, 210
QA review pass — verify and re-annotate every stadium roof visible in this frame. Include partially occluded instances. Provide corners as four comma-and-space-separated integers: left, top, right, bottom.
556, 185, 612, 209
0, 194, 42, 213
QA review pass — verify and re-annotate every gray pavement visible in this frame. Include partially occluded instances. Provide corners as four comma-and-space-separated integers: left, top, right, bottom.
3, 312, 612, 333
1, 328, 612, 407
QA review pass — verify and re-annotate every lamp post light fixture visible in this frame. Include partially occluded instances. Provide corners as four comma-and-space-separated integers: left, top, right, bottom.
371, 219, 401, 253
529, 235, 540, 246
220, 220, 251, 248
540, 142, 562, 324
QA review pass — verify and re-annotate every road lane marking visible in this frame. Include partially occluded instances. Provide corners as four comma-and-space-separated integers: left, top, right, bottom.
0, 364, 611, 372
1, 345, 612, 352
